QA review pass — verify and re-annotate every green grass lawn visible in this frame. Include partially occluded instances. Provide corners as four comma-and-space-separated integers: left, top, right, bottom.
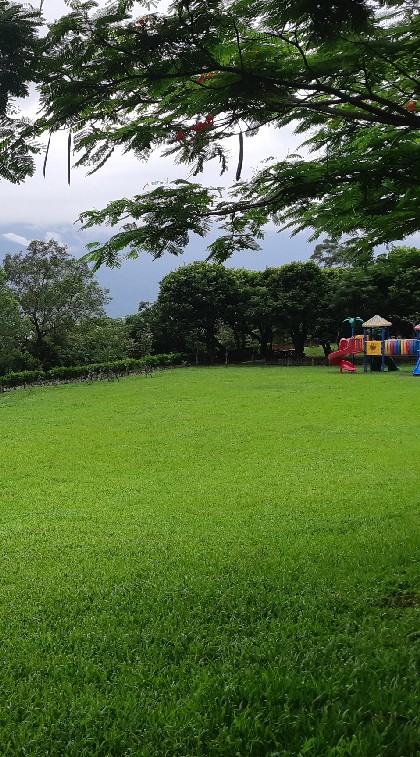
0, 366, 418, 756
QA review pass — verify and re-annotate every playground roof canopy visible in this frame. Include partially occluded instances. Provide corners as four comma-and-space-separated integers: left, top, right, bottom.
362, 315, 392, 328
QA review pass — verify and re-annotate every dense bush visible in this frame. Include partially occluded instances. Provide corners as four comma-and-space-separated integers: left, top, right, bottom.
0, 353, 188, 389
0, 370, 45, 388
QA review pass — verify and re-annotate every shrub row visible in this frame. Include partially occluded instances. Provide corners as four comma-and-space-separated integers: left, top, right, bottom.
0, 354, 188, 389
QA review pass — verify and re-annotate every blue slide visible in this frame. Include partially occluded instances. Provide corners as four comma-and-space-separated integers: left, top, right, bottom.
413, 356, 420, 376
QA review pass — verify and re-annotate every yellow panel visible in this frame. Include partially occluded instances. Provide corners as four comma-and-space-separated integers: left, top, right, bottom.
366, 340, 382, 355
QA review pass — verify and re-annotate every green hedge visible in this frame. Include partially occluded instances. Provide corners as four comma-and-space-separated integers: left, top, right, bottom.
0, 354, 188, 389
0, 370, 46, 388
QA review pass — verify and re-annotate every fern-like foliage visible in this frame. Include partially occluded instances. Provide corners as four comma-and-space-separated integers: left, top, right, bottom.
37, 0, 420, 265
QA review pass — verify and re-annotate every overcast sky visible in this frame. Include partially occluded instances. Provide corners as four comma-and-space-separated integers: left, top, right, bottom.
1, 0, 416, 317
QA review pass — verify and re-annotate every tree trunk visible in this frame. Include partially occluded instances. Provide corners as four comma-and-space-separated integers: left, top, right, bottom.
290, 329, 306, 358
258, 325, 273, 358
320, 341, 332, 357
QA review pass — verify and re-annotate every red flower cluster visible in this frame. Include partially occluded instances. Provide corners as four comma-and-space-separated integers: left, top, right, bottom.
196, 73, 216, 84
193, 115, 214, 132
176, 115, 214, 142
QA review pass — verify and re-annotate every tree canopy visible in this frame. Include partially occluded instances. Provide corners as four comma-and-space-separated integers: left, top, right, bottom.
56, 316, 136, 366
134, 250, 420, 360
155, 261, 242, 356
0, 1, 42, 183
2, 239, 109, 367
36, 0, 419, 267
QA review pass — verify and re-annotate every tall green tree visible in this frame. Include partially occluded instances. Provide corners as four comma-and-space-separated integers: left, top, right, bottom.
215, 320, 237, 365
125, 303, 161, 356
57, 316, 136, 366
311, 246, 420, 343
154, 262, 241, 358
310, 239, 374, 269
264, 262, 329, 356
371, 246, 420, 324
311, 267, 376, 351
2, 240, 109, 367
232, 269, 274, 358
39, 0, 419, 267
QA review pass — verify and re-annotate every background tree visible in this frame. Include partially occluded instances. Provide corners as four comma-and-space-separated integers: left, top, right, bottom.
245, 333, 261, 363
185, 327, 208, 365
215, 321, 237, 365
154, 262, 242, 360
311, 266, 379, 349
0, 272, 33, 374
371, 247, 420, 325
232, 270, 274, 359
2, 240, 109, 368
264, 262, 329, 356
309, 245, 420, 343
310, 239, 373, 269
122, 249, 419, 363
56, 316, 136, 366
39, 0, 420, 268
125, 302, 167, 356
136, 323, 154, 359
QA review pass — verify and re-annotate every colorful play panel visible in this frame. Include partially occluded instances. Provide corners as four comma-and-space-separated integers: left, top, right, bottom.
328, 316, 420, 375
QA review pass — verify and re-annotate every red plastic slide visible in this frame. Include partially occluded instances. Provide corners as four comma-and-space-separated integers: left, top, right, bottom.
328, 337, 364, 370
339, 360, 356, 373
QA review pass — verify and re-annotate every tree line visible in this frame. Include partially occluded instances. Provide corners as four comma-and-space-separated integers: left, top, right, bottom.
132, 247, 420, 360
1, 239, 419, 374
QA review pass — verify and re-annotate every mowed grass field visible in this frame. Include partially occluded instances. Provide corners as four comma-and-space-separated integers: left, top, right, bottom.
0, 366, 418, 756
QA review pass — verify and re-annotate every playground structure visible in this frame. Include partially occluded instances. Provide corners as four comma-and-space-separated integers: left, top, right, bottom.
328, 316, 420, 375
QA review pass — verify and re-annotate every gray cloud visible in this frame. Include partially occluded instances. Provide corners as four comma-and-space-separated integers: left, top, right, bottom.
2, 233, 30, 246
